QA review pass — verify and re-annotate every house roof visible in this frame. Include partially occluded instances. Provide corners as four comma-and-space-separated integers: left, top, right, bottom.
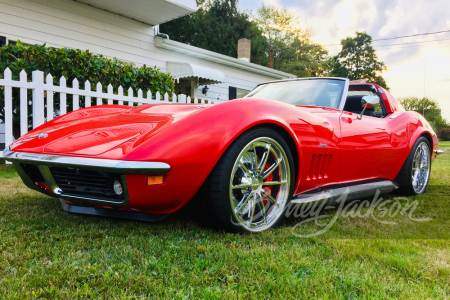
155, 37, 296, 80
77, 0, 197, 25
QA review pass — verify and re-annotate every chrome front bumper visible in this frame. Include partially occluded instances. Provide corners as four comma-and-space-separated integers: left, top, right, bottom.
3, 147, 170, 207
3, 147, 170, 174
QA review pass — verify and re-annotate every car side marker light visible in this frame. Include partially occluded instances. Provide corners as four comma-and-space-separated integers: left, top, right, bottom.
147, 176, 164, 185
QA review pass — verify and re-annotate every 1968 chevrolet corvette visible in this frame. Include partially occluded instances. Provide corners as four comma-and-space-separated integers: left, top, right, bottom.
3, 78, 441, 233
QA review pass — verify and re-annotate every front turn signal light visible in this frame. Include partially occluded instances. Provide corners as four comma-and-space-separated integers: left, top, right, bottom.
147, 176, 164, 185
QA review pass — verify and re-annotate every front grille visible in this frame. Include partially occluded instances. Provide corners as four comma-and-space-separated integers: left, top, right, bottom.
49, 167, 125, 203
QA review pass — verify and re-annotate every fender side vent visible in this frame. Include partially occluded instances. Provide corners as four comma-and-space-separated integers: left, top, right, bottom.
307, 154, 333, 180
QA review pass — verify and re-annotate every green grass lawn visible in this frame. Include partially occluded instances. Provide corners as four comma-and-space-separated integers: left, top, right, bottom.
0, 144, 449, 299
439, 141, 450, 148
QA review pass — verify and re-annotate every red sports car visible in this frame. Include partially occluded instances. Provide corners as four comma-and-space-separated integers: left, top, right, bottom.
3, 78, 441, 233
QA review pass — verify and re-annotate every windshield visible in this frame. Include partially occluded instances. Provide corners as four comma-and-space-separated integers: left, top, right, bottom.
244, 79, 345, 109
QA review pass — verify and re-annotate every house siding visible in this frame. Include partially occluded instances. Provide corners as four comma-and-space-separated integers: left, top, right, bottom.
0, 0, 290, 102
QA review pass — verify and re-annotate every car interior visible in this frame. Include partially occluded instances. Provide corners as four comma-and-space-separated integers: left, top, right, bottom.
343, 85, 386, 118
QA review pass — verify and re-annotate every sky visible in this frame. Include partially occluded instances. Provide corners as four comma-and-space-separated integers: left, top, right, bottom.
239, 0, 450, 122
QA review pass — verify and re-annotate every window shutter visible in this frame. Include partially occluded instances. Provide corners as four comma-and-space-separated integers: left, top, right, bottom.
0, 36, 7, 47
229, 86, 237, 100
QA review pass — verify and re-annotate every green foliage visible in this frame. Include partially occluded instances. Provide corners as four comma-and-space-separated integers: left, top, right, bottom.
160, 0, 269, 67
331, 32, 388, 88
399, 97, 449, 132
253, 5, 330, 77
399, 96, 440, 112
438, 128, 450, 141
0, 41, 174, 123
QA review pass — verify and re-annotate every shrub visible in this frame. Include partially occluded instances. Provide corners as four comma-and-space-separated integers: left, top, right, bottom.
438, 128, 450, 141
0, 41, 175, 124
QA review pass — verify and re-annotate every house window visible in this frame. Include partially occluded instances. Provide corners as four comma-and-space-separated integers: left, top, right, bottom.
229, 87, 250, 100
0, 38, 33, 47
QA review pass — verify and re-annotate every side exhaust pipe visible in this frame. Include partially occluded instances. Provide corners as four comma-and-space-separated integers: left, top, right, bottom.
291, 180, 398, 205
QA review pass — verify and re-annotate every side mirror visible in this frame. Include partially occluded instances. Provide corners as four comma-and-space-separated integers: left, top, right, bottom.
358, 95, 381, 119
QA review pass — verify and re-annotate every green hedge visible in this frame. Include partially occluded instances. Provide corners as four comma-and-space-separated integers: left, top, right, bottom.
0, 41, 175, 124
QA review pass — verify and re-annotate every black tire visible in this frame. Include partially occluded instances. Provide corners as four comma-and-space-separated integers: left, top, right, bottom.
200, 127, 296, 233
395, 136, 431, 196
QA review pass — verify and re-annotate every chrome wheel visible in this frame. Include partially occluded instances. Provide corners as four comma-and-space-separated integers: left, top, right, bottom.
229, 137, 290, 232
411, 142, 430, 194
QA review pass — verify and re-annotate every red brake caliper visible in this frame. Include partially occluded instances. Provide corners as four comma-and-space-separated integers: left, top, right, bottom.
262, 163, 273, 205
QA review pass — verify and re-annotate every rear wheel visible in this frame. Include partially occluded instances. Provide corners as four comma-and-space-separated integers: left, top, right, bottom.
395, 136, 431, 195
203, 128, 295, 233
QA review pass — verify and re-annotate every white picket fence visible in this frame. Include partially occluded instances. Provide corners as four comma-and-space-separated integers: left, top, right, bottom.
0, 68, 218, 152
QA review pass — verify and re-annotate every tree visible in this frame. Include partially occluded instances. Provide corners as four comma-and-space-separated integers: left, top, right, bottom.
253, 5, 311, 46
399, 97, 449, 132
252, 5, 330, 77
331, 32, 388, 88
160, 0, 269, 66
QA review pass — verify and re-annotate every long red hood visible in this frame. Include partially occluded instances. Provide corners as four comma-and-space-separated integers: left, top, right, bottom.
10, 104, 209, 157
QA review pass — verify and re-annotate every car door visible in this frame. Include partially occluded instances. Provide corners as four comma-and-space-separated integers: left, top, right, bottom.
339, 110, 395, 182
291, 79, 346, 194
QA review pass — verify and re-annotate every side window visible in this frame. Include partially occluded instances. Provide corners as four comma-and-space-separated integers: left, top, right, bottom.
345, 87, 387, 118
372, 103, 383, 115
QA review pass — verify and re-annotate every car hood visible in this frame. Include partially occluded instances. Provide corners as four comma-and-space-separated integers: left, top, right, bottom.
10, 104, 209, 157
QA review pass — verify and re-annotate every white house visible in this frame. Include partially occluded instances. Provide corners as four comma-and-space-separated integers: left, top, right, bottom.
0, 0, 295, 103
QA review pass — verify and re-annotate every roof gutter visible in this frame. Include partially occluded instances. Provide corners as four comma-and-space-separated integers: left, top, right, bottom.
154, 25, 169, 40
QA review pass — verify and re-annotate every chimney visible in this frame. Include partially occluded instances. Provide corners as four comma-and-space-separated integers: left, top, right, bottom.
237, 38, 251, 62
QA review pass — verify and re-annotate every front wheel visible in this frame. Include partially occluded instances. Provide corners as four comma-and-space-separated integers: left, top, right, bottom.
203, 128, 295, 233
395, 136, 431, 195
